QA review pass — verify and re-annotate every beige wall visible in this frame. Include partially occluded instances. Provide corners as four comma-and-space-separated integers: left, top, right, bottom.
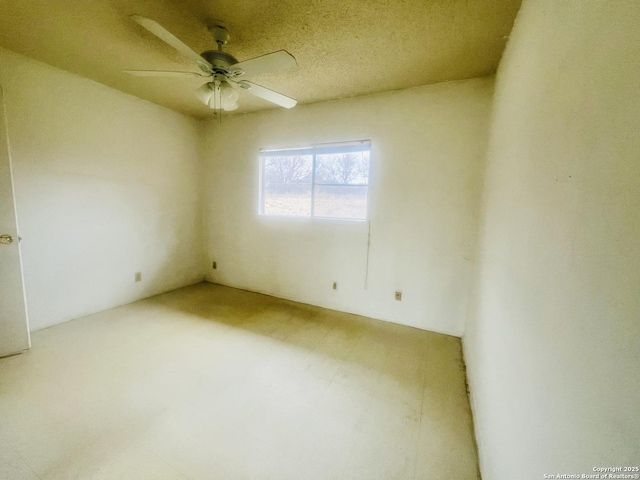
464, 1, 640, 478
202, 78, 493, 336
0, 48, 206, 331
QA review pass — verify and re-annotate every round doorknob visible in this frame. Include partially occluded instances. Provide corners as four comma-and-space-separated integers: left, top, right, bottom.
0, 234, 14, 244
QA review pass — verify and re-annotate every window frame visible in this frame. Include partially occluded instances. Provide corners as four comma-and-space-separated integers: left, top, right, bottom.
258, 140, 371, 221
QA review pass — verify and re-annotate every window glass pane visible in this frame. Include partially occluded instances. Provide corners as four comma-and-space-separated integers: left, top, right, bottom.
259, 143, 370, 220
313, 185, 368, 219
315, 151, 370, 185
262, 155, 312, 216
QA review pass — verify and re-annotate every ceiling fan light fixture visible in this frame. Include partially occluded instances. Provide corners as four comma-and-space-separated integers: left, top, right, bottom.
222, 102, 239, 112
195, 82, 214, 105
220, 82, 239, 110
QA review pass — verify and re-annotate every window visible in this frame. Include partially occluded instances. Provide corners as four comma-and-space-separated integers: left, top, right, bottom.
259, 141, 370, 220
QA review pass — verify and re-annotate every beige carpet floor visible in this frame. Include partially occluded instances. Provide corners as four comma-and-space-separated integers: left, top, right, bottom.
0, 283, 479, 479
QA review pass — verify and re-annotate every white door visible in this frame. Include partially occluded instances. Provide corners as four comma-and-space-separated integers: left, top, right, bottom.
0, 86, 30, 357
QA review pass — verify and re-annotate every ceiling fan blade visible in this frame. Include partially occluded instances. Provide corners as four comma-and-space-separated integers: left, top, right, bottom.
124, 70, 208, 77
229, 50, 297, 78
130, 15, 212, 71
237, 81, 297, 109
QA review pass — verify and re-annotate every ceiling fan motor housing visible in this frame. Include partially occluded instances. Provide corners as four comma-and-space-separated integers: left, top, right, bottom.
201, 50, 238, 72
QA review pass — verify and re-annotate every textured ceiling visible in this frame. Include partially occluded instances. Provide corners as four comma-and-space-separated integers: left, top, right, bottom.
0, 0, 521, 118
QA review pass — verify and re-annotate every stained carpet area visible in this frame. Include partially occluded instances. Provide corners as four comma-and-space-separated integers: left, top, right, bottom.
0, 283, 479, 479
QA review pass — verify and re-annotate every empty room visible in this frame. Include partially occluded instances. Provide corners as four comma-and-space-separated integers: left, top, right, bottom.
0, 1, 638, 479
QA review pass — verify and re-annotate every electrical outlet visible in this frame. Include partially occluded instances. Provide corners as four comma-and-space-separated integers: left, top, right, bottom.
332, 282, 337, 290
212, 261, 217, 270
395, 290, 402, 301
135, 272, 142, 282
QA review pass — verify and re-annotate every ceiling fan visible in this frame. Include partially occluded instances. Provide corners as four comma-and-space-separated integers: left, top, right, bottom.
125, 15, 298, 112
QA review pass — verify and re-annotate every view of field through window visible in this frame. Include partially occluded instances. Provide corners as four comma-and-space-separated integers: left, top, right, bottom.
260, 143, 370, 219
